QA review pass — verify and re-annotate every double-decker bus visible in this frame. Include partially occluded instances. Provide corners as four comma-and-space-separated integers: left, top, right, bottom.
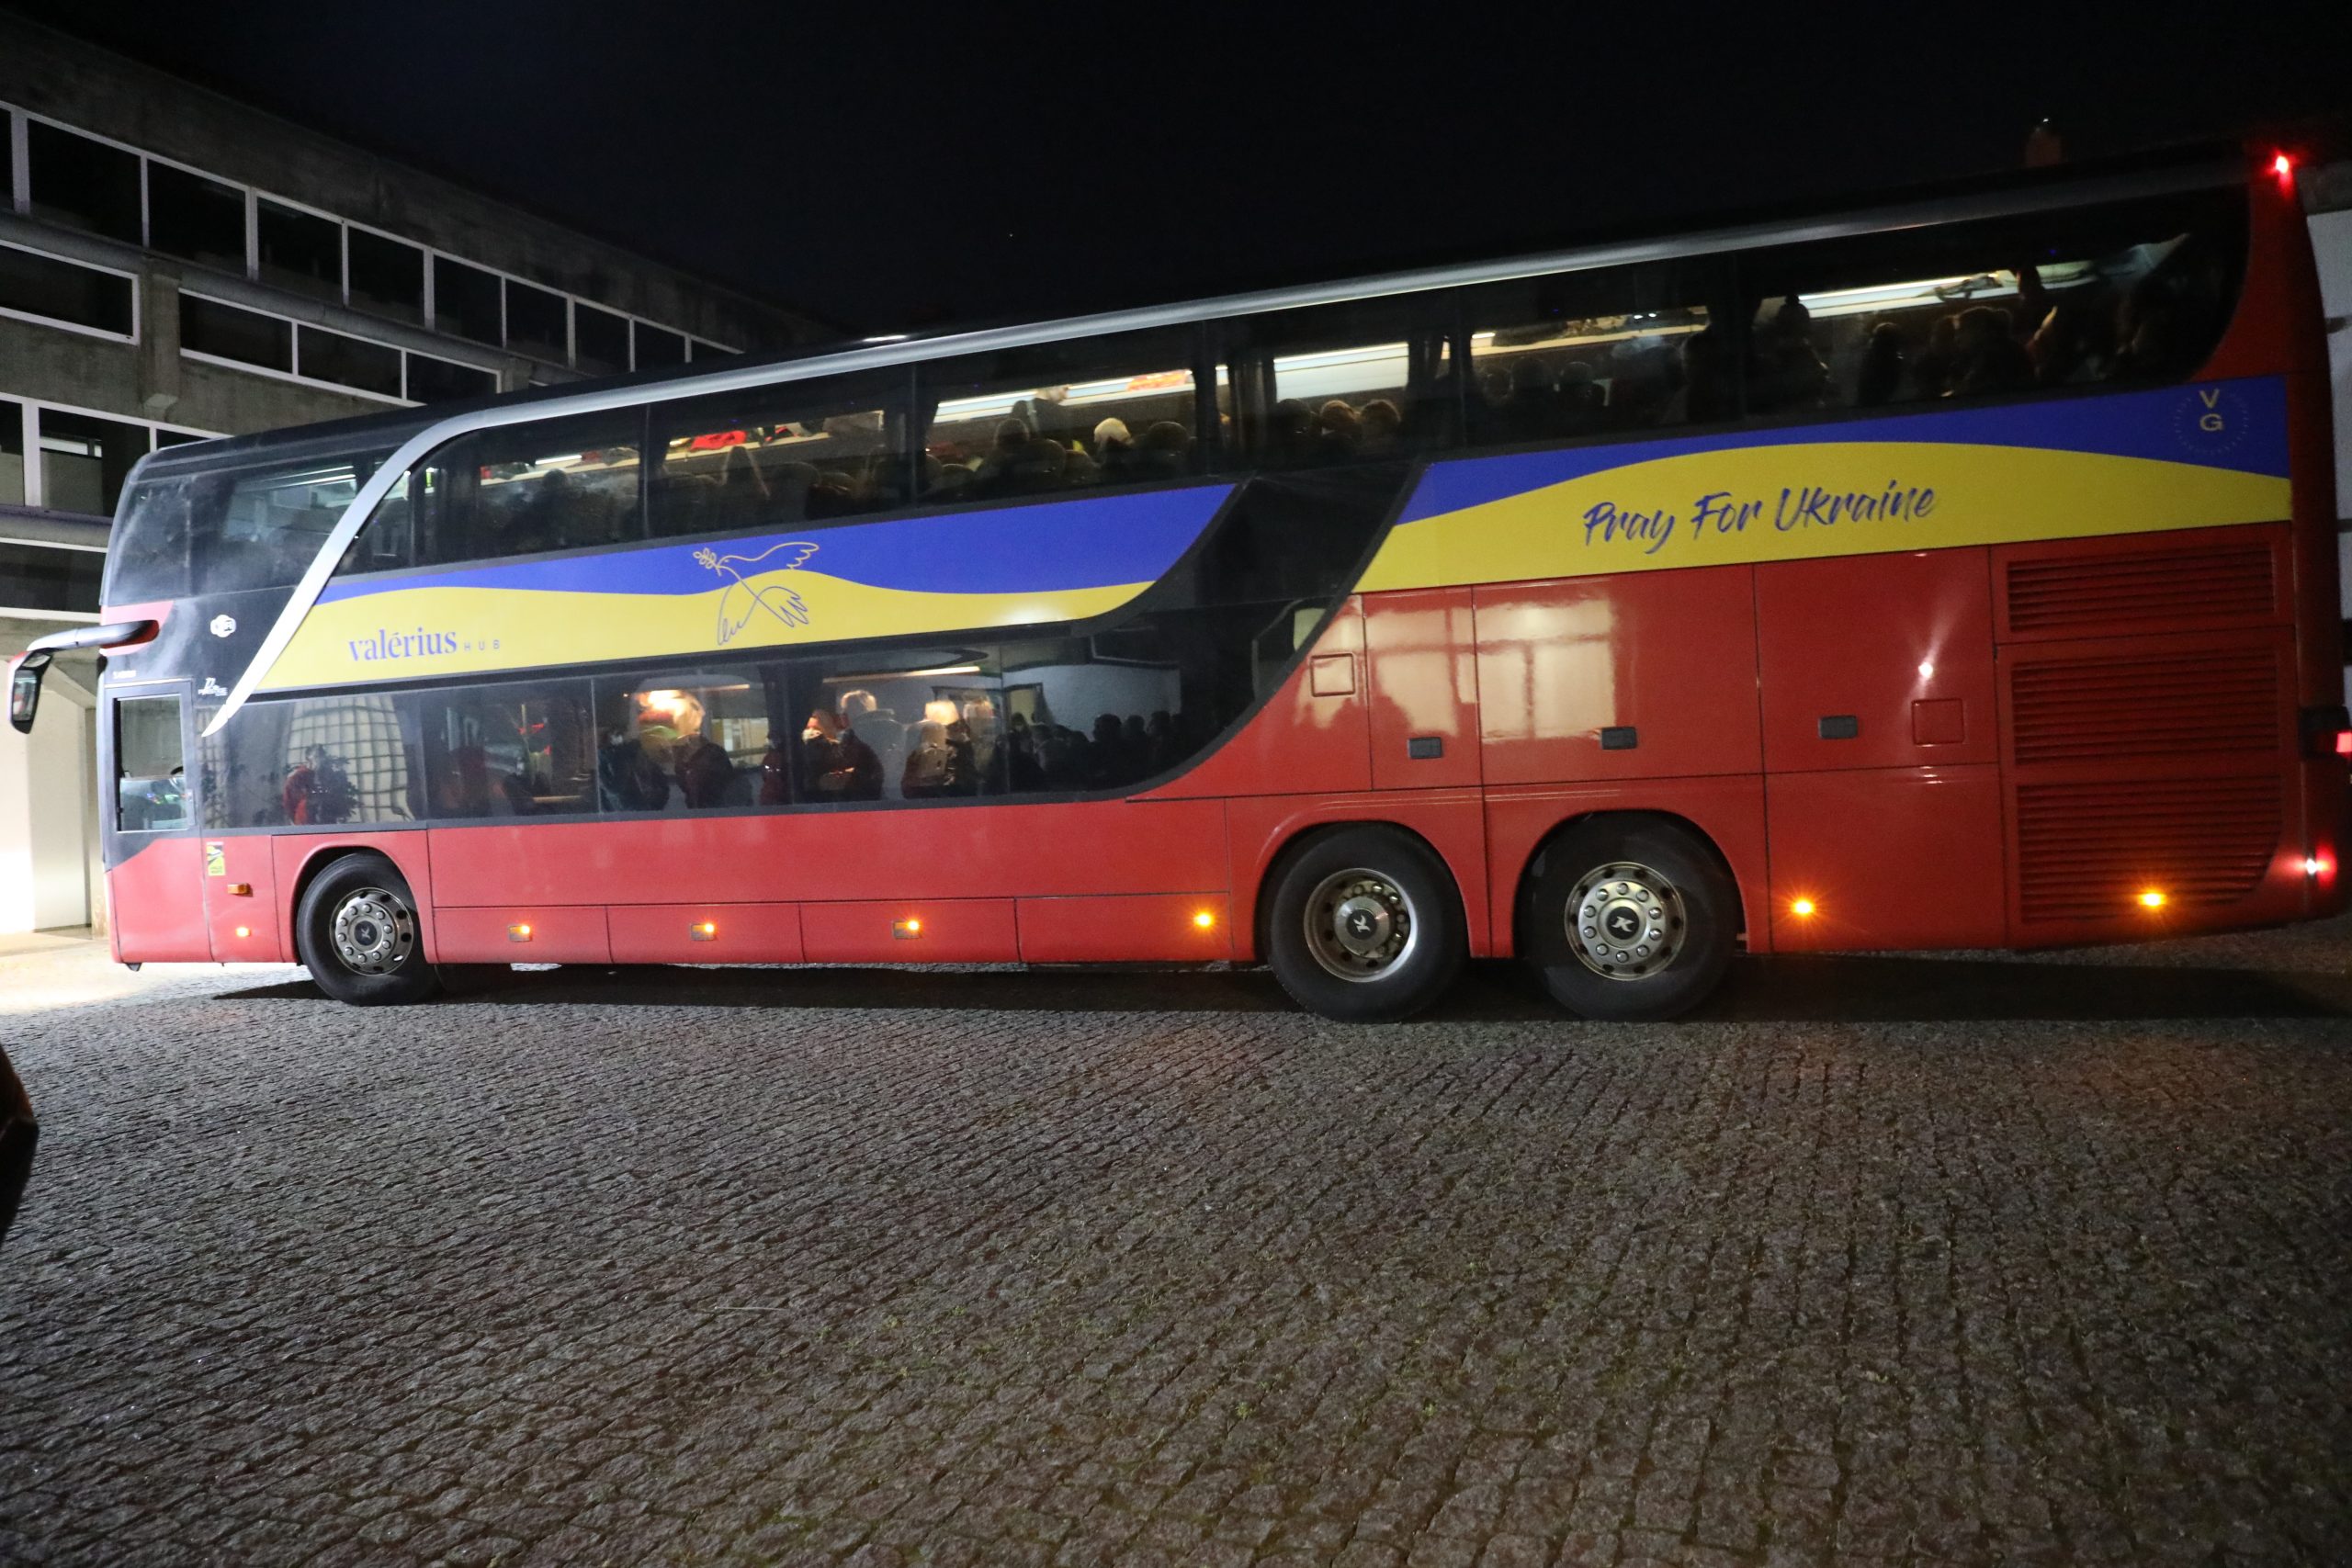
11, 141, 2345, 1021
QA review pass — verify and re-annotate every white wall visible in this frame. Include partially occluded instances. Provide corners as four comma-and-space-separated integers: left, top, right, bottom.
0, 664, 95, 934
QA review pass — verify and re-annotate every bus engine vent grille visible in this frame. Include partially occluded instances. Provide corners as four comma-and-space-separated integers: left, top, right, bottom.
2015, 774, 2280, 922
2010, 644, 2280, 764
2005, 537, 2276, 636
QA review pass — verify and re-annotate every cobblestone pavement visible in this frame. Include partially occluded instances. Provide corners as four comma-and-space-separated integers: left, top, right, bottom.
2, 923, 2348, 1567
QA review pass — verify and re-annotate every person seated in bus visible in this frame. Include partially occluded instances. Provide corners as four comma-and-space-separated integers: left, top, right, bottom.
1093, 417, 1136, 478
1317, 400, 1363, 459
1359, 398, 1405, 455
901, 720, 953, 797
1854, 321, 1907, 406
1266, 399, 1317, 464
1085, 714, 1129, 787
1136, 420, 1193, 479
1749, 295, 1830, 413
2027, 298, 2111, 387
800, 706, 879, 801
1912, 313, 1960, 400
1144, 710, 1178, 776
759, 735, 790, 805
1947, 306, 2033, 397
836, 688, 903, 792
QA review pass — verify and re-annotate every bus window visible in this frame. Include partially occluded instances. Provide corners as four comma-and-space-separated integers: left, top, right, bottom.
592, 669, 779, 813
192, 454, 383, 596
414, 413, 643, 566
917, 329, 1200, 505
114, 694, 188, 833
786, 647, 1007, 802
200, 693, 423, 829
420, 681, 597, 818
1739, 187, 2245, 416
1463, 260, 1718, 445
650, 376, 906, 539
1224, 295, 1454, 468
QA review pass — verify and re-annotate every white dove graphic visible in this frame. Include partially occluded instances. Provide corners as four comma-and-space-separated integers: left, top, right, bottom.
696, 540, 820, 645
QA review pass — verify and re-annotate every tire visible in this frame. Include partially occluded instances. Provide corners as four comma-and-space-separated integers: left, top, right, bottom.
294, 853, 442, 1007
1264, 826, 1466, 1022
1524, 817, 1737, 1021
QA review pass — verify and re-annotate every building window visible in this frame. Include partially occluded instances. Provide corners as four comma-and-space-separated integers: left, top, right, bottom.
405, 355, 497, 404
432, 255, 503, 346
37, 409, 149, 518
505, 279, 568, 363
0, 539, 103, 615
298, 325, 403, 399
25, 120, 141, 244
255, 198, 343, 300
574, 304, 629, 375
0, 400, 23, 507
635, 323, 686, 368
146, 163, 248, 273
181, 295, 293, 374
0, 243, 136, 337
348, 229, 425, 325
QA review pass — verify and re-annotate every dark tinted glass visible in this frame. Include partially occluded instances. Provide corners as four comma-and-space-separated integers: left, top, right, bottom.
413, 412, 643, 565
405, 355, 498, 404
787, 647, 1006, 803
1739, 186, 2247, 416
199, 692, 422, 829
27, 122, 141, 243
0, 399, 23, 507
918, 329, 1198, 504
189, 452, 382, 595
146, 163, 247, 271
635, 324, 686, 367
575, 304, 629, 375
255, 199, 342, 299
1226, 295, 1455, 468
506, 281, 568, 361
348, 229, 424, 324
594, 668, 782, 813
116, 695, 188, 832
433, 256, 503, 345
651, 376, 905, 537
1464, 259, 1722, 444
421, 682, 597, 818
0, 243, 135, 335
181, 295, 293, 372
298, 326, 403, 398
36, 409, 147, 518
0, 540, 102, 615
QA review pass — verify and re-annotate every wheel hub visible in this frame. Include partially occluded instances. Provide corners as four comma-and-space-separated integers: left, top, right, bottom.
330, 887, 414, 976
1566, 862, 1687, 981
1304, 869, 1419, 983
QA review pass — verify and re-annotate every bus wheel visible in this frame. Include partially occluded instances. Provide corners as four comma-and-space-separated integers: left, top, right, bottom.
1265, 826, 1465, 1023
295, 853, 442, 1007
1527, 818, 1736, 1021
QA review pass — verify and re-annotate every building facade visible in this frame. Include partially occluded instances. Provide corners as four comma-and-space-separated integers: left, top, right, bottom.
0, 15, 828, 936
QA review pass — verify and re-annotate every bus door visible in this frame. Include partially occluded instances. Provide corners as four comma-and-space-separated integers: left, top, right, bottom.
101, 682, 212, 964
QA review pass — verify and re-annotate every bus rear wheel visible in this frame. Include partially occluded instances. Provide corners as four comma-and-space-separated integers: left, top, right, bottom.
295, 853, 441, 1007
1264, 826, 1465, 1022
1526, 818, 1736, 1021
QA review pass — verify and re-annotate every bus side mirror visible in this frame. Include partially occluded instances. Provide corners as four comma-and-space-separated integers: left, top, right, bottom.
8, 650, 51, 735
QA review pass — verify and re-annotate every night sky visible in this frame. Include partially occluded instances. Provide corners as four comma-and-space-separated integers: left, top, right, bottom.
12, 1, 2351, 336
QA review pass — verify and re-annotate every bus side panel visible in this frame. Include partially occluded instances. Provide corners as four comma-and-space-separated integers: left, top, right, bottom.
1481, 778, 1770, 962
204, 834, 284, 963
107, 838, 212, 964
1474, 566, 1762, 785
1224, 790, 1488, 962
1363, 588, 1481, 792
1144, 600, 1370, 800
1017, 894, 1233, 964
273, 832, 437, 964
1765, 766, 2007, 952
425, 797, 1228, 908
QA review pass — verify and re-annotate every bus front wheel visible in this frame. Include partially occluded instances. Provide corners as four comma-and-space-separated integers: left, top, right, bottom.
1526, 818, 1736, 1021
295, 853, 442, 1007
1264, 826, 1466, 1022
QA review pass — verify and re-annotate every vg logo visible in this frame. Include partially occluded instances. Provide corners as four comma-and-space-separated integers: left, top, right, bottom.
2171, 384, 2249, 460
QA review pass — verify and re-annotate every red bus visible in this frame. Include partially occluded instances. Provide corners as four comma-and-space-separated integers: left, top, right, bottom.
12, 141, 2345, 1021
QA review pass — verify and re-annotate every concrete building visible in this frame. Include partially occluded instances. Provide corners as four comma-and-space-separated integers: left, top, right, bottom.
0, 14, 829, 937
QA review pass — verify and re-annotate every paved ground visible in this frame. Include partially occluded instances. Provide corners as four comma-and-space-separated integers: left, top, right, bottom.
1, 920, 2348, 1567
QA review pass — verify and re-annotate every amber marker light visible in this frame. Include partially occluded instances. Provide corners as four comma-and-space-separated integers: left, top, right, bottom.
691, 921, 717, 941
1192, 909, 1216, 930
509, 923, 532, 941
233, 926, 251, 939
2137, 890, 2167, 909
1789, 897, 1816, 919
